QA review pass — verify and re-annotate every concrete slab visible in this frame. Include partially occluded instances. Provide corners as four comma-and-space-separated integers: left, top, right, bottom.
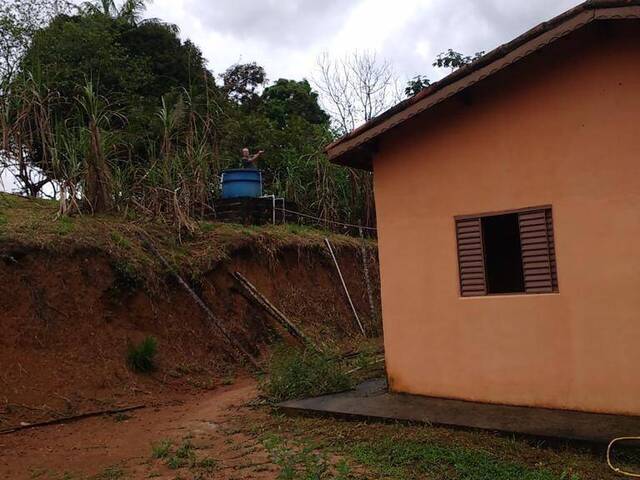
277, 379, 640, 443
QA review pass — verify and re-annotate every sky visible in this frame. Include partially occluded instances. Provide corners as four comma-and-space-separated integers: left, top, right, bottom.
144, 0, 579, 85
3, 0, 581, 193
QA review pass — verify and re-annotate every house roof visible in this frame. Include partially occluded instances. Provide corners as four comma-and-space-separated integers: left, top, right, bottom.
325, 0, 640, 170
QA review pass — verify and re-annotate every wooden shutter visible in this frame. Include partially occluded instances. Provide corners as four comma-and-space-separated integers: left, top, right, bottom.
518, 208, 559, 294
455, 217, 487, 297
545, 209, 559, 292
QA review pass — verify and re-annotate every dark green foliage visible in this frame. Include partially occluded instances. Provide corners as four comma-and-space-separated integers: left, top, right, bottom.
127, 336, 158, 373
2, 0, 377, 228
221, 62, 266, 105
261, 79, 329, 128
433, 48, 485, 71
108, 259, 140, 302
262, 346, 352, 402
405, 49, 486, 97
405, 75, 431, 97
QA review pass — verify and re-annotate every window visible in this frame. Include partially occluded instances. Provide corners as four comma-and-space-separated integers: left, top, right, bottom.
455, 207, 559, 297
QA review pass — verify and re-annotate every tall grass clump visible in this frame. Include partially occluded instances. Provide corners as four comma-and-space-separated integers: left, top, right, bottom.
262, 345, 352, 402
127, 335, 158, 373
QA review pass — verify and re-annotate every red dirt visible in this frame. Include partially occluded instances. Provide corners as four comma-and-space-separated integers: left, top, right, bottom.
0, 244, 380, 430
0, 378, 278, 479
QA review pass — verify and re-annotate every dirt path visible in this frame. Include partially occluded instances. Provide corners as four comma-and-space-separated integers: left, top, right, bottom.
0, 378, 277, 480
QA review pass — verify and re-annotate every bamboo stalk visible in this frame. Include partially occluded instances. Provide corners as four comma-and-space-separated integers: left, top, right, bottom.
140, 232, 261, 371
324, 238, 366, 336
232, 272, 318, 351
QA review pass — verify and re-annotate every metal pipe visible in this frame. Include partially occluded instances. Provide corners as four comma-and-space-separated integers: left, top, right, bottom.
324, 238, 366, 336
261, 194, 276, 225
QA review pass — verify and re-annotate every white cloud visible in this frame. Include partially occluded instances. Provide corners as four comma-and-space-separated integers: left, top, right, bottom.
145, 0, 579, 85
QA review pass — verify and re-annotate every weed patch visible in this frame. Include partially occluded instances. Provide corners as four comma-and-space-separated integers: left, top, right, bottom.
151, 439, 172, 459
91, 465, 125, 480
127, 336, 158, 373
263, 434, 344, 480
349, 437, 563, 480
55, 216, 75, 236
261, 346, 352, 402
111, 412, 131, 422
197, 457, 218, 473
110, 231, 132, 249
151, 438, 198, 470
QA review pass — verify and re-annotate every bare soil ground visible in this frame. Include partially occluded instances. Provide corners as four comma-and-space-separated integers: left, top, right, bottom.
0, 218, 380, 429
0, 378, 271, 479
0, 377, 628, 480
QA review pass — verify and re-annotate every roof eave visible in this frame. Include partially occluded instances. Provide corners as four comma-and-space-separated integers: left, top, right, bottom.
326, 1, 640, 169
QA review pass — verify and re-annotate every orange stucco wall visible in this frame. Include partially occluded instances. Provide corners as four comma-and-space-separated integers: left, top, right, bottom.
374, 22, 640, 415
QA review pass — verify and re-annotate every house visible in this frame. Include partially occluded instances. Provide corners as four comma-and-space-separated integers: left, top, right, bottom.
326, 0, 640, 416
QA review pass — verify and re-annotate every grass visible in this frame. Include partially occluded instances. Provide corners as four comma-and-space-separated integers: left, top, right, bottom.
349, 437, 565, 480
55, 216, 75, 236
91, 466, 125, 480
260, 432, 565, 480
236, 401, 623, 480
261, 346, 353, 402
127, 336, 158, 373
150, 438, 199, 470
0, 192, 374, 291
110, 231, 132, 248
196, 457, 218, 473
151, 439, 172, 459
171, 439, 196, 467
263, 434, 333, 480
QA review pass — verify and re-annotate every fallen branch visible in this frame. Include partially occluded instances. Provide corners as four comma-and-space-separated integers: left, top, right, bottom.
139, 232, 261, 371
0, 404, 145, 435
232, 272, 319, 352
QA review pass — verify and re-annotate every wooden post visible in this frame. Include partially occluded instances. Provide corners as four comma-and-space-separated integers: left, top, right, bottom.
324, 238, 366, 336
232, 272, 319, 351
140, 233, 261, 371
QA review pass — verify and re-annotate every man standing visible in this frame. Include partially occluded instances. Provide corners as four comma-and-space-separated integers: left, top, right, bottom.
241, 147, 264, 169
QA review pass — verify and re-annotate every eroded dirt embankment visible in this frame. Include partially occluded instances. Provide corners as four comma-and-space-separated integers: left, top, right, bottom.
0, 240, 380, 429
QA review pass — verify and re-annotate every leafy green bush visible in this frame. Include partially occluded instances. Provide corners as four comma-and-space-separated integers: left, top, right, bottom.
127, 336, 158, 373
262, 346, 352, 402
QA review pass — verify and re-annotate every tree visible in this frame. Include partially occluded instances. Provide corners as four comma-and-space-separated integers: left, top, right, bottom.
80, 0, 152, 25
220, 62, 266, 106
315, 51, 401, 135
1, 2, 378, 227
313, 51, 394, 227
0, 0, 71, 90
433, 49, 485, 71
2, 1, 216, 202
261, 79, 329, 129
405, 49, 487, 97
17, 7, 214, 161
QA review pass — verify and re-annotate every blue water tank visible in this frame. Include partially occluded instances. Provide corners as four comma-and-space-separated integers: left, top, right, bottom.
220, 169, 263, 199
